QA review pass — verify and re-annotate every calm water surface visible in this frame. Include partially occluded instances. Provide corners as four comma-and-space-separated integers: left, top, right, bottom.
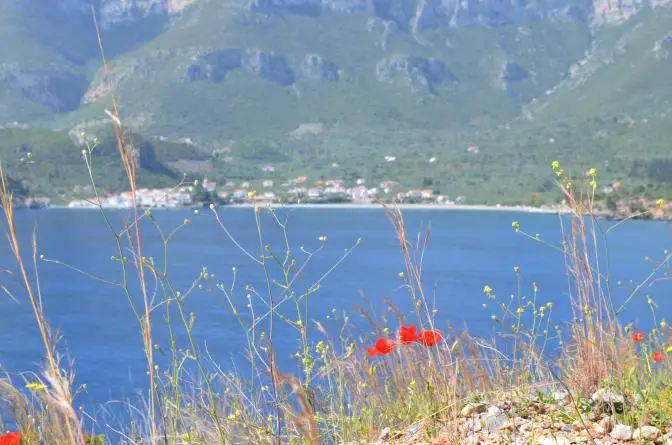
0, 208, 670, 411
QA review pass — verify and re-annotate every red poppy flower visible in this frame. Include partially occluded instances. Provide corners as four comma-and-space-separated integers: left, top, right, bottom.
375, 338, 396, 355
399, 325, 419, 344
0, 432, 22, 445
652, 351, 664, 363
632, 332, 645, 343
417, 330, 443, 346
367, 346, 378, 358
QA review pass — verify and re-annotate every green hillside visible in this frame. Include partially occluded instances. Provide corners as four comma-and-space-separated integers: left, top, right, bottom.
0, 1, 671, 204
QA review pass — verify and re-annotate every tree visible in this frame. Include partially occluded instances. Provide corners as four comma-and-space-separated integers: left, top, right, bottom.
190, 184, 212, 204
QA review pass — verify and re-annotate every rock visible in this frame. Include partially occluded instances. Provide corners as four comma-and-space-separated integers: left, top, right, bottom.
375, 55, 457, 94
502, 62, 529, 84
461, 402, 487, 417
0, 63, 89, 113
378, 426, 391, 441
484, 413, 509, 434
400, 421, 423, 442
591, 389, 624, 413
552, 391, 569, 405
300, 54, 340, 82
188, 48, 296, 86
633, 425, 662, 441
537, 435, 571, 445
598, 416, 614, 433
609, 424, 633, 440
486, 405, 502, 416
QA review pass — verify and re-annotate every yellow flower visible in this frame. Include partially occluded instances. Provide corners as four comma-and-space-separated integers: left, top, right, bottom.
656, 198, 665, 209
666, 345, 672, 353
247, 190, 257, 200
511, 221, 520, 232
483, 285, 493, 295
26, 382, 47, 391
588, 168, 597, 177
551, 161, 559, 170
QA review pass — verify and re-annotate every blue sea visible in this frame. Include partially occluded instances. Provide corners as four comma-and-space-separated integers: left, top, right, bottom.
1, 207, 671, 413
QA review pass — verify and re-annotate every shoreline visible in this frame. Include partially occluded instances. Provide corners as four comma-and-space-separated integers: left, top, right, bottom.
35, 202, 571, 214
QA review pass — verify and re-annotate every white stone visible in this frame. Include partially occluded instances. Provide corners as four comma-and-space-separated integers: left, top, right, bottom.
609, 424, 633, 440
633, 425, 662, 441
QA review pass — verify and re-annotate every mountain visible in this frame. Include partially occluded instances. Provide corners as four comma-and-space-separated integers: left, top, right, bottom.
0, 0, 670, 204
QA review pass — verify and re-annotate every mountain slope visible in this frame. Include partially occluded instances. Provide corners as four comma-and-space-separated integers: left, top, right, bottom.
0, 0, 671, 203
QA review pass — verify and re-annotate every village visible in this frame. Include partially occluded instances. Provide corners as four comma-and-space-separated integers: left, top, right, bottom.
19, 174, 670, 222
22, 176, 460, 209
56, 176, 456, 208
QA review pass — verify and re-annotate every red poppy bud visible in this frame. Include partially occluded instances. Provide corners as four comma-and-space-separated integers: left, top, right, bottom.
652, 351, 664, 363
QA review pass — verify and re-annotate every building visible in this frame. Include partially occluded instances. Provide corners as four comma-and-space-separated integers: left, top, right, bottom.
351, 186, 370, 202
232, 189, 248, 202
380, 181, 400, 194
202, 178, 216, 193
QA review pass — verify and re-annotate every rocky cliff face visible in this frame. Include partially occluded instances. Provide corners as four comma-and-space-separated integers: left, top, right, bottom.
248, 0, 669, 27
0, 63, 88, 112
186, 49, 340, 86
45, 0, 671, 29
51, 0, 196, 25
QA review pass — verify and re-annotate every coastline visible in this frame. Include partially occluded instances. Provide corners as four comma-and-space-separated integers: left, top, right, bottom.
227, 202, 570, 214
39, 202, 571, 214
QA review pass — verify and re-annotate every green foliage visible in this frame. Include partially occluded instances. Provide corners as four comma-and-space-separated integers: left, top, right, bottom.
0, 3, 671, 203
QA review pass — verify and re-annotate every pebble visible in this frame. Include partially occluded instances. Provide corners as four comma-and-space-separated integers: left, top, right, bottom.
632, 425, 661, 441
461, 403, 487, 417
591, 389, 625, 413
609, 424, 633, 441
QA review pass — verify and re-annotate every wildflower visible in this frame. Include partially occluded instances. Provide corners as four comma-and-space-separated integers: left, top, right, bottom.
375, 338, 396, 355
26, 382, 47, 391
247, 190, 257, 200
511, 221, 520, 232
0, 432, 21, 445
551, 161, 559, 170
652, 351, 664, 363
483, 285, 493, 296
399, 325, 419, 344
661, 320, 667, 328
367, 346, 378, 358
588, 168, 597, 178
632, 332, 645, 343
666, 346, 672, 353
417, 330, 443, 347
